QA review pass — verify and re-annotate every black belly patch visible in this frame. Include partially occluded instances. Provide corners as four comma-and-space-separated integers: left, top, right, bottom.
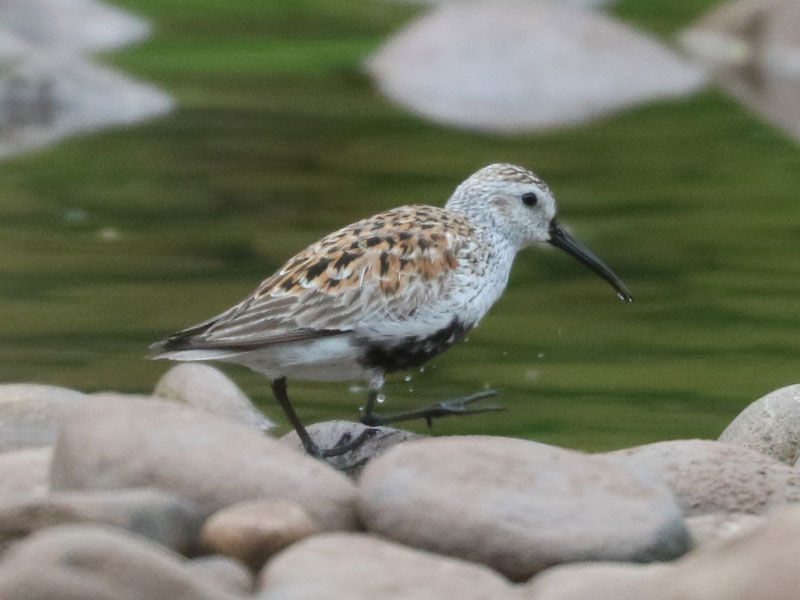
359, 318, 471, 373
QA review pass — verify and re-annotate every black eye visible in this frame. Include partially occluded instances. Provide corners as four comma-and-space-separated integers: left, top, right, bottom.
521, 192, 538, 207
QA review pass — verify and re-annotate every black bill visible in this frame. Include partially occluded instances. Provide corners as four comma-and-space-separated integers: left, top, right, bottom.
548, 220, 633, 302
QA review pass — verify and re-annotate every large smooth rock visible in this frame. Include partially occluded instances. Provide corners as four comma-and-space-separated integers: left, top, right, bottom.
50, 396, 358, 530
0, 488, 202, 554
0, 524, 237, 600
359, 436, 688, 581
0, 384, 87, 451
678, 0, 800, 143
718, 384, 800, 464
280, 420, 422, 476
0, 447, 51, 498
0, 0, 149, 52
186, 556, 254, 596
367, 0, 705, 132
0, 32, 173, 161
685, 512, 767, 549
526, 506, 800, 600
606, 439, 800, 515
257, 532, 518, 599
200, 499, 317, 571
154, 364, 275, 431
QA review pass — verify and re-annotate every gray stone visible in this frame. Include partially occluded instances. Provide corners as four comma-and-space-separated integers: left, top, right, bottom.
0, 488, 202, 554
0, 33, 174, 161
0, 447, 51, 498
358, 436, 688, 581
685, 512, 767, 549
154, 363, 275, 431
367, 0, 705, 133
0, 524, 237, 600
280, 420, 422, 476
50, 396, 358, 530
718, 384, 800, 464
678, 0, 800, 142
186, 556, 254, 596
88, 391, 155, 403
0, 384, 87, 451
526, 506, 800, 600
606, 439, 800, 515
525, 562, 670, 600
257, 532, 518, 600
200, 499, 317, 571
0, 0, 150, 52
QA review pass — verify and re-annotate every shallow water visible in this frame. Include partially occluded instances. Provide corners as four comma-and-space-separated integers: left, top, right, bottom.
1, 0, 799, 451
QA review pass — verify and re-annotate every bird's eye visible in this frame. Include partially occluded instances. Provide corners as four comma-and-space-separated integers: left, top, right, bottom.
521, 192, 538, 207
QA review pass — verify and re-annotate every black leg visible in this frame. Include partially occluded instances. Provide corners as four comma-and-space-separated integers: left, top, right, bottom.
270, 377, 321, 457
270, 377, 380, 461
360, 389, 505, 428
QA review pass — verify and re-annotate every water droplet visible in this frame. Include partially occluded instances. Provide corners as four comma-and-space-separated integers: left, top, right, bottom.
537, 352, 545, 359
418, 367, 425, 374
376, 394, 386, 404
98, 227, 120, 241
404, 375, 413, 382
64, 208, 88, 224
408, 387, 414, 393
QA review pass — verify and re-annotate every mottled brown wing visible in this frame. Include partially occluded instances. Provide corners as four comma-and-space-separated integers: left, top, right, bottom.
158, 206, 472, 352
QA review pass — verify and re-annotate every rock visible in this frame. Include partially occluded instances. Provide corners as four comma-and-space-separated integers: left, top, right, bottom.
0, 524, 237, 600
526, 561, 670, 600
678, 0, 800, 143
0, 0, 150, 52
0, 384, 87, 451
89, 391, 156, 403
0, 447, 51, 498
154, 364, 274, 431
280, 420, 422, 476
0, 32, 174, 161
685, 512, 767, 549
718, 384, 800, 464
606, 439, 800, 515
367, 0, 705, 133
0, 488, 202, 554
387, 0, 616, 6
200, 499, 317, 571
358, 436, 688, 581
678, 0, 799, 70
186, 556, 254, 596
526, 505, 800, 600
50, 396, 358, 530
257, 532, 517, 599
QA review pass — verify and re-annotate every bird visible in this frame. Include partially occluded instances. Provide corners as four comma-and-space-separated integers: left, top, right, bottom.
150, 163, 632, 460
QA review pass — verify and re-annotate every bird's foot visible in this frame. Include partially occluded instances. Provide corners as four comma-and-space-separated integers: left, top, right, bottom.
360, 389, 504, 428
301, 427, 379, 471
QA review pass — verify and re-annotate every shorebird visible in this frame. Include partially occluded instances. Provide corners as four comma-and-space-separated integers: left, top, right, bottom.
150, 164, 632, 459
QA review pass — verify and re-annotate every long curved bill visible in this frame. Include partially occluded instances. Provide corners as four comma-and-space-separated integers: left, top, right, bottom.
548, 220, 633, 302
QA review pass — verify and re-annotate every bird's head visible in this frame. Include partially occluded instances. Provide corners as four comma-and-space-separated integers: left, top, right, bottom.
446, 163, 633, 302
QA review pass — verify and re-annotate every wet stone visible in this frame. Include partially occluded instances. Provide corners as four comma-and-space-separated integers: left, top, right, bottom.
50, 396, 358, 530
358, 435, 689, 580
